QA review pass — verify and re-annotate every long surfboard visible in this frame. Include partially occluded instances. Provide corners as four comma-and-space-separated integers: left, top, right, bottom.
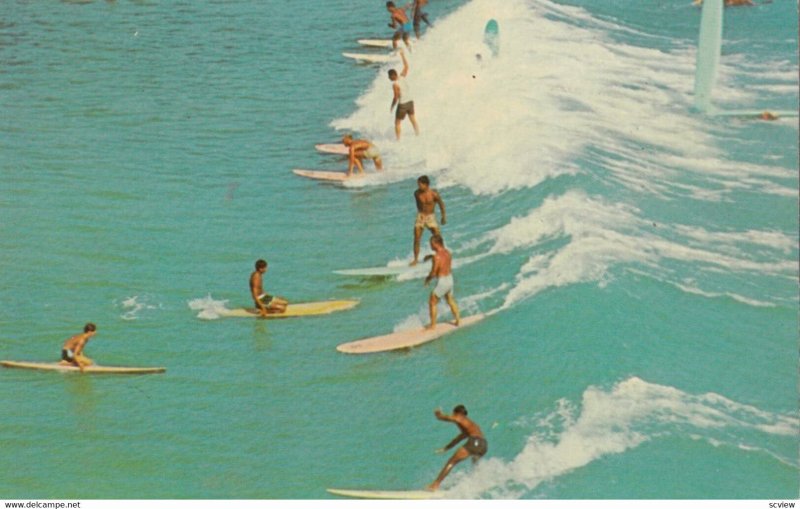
327, 488, 440, 500
315, 143, 349, 155
342, 52, 397, 64
484, 19, 500, 57
293, 169, 354, 182
334, 253, 485, 278
337, 314, 484, 354
1, 360, 166, 375
357, 39, 394, 48
219, 300, 359, 318
693, 0, 722, 113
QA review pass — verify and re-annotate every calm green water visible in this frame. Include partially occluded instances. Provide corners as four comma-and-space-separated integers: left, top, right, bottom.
1, 0, 797, 500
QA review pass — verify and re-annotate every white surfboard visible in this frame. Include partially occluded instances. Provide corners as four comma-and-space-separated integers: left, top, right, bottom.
357, 39, 394, 48
342, 52, 397, 64
327, 488, 440, 500
334, 254, 485, 278
1, 360, 166, 375
337, 314, 484, 354
315, 143, 349, 155
293, 169, 355, 183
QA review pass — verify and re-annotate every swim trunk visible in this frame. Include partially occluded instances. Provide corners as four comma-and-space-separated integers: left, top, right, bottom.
465, 436, 487, 457
394, 22, 412, 37
396, 101, 415, 120
61, 348, 75, 362
363, 145, 380, 159
432, 274, 454, 298
257, 293, 274, 306
415, 212, 438, 230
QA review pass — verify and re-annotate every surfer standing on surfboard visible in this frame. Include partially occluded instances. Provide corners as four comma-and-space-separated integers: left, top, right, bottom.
412, 175, 446, 266
250, 259, 288, 317
386, 1, 412, 51
61, 323, 97, 372
423, 234, 460, 329
412, 0, 431, 39
342, 134, 383, 176
388, 48, 419, 140
428, 405, 486, 491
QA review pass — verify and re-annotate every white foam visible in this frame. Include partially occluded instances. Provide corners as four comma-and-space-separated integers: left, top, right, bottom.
440, 377, 799, 498
117, 295, 160, 321
187, 295, 233, 320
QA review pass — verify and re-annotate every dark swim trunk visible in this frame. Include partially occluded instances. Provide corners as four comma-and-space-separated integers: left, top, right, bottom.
465, 436, 487, 457
258, 293, 274, 306
61, 348, 75, 362
396, 101, 415, 120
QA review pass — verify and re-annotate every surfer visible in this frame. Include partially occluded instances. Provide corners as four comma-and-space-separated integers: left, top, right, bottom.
388, 48, 419, 140
250, 259, 288, 316
342, 134, 383, 175
61, 323, 97, 372
427, 405, 486, 491
412, 175, 446, 266
693, 0, 754, 5
423, 234, 460, 329
412, 0, 432, 39
386, 1, 412, 50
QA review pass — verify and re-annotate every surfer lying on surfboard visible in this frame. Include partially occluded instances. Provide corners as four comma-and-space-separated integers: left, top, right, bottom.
428, 405, 487, 491
250, 259, 288, 317
423, 234, 460, 329
61, 323, 97, 372
342, 134, 383, 176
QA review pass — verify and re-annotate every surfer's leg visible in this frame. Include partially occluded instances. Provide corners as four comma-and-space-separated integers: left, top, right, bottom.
411, 226, 423, 265
395, 118, 402, 140
428, 446, 470, 491
374, 155, 383, 171
408, 113, 420, 136
427, 293, 438, 329
445, 293, 460, 326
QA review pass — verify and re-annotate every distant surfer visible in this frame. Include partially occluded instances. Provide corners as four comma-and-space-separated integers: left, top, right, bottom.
412, 0, 432, 39
386, 1, 412, 51
61, 323, 97, 372
412, 175, 445, 266
693, 0, 754, 6
250, 259, 288, 316
759, 111, 778, 121
427, 405, 486, 491
342, 134, 383, 176
388, 48, 419, 140
423, 234, 460, 329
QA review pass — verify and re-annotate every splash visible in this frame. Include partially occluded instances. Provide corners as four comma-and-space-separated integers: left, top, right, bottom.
441, 377, 799, 498
117, 295, 160, 321
188, 295, 233, 320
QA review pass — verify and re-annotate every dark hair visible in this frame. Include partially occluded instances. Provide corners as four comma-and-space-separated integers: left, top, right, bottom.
388, 69, 398, 79
417, 175, 430, 185
453, 405, 467, 416
255, 259, 267, 270
84, 323, 96, 333
386, 1, 395, 7
431, 234, 444, 246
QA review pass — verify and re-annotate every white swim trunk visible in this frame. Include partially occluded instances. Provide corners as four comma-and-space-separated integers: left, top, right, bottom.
432, 274, 454, 298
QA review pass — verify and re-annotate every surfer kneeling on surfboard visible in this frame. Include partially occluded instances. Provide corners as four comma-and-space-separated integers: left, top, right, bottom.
250, 259, 288, 317
428, 405, 487, 491
342, 134, 383, 176
61, 323, 97, 372
423, 234, 460, 329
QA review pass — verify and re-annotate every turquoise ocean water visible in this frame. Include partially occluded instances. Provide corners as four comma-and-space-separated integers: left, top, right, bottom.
1, 0, 797, 500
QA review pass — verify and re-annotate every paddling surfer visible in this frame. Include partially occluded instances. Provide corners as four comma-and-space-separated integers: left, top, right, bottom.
412, 175, 445, 266
427, 405, 487, 491
61, 323, 97, 372
423, 234, 460, 329
388, 48, 419, 140
342, 134, 383, 176
386, 1, 412, 50
250, 259, 288, 316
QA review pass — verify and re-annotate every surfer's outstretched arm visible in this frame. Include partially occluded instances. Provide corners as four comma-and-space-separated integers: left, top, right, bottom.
399, 48, 410, 77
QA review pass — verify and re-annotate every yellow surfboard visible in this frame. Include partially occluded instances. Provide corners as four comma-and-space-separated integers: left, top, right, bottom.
1, 361, 165, 375
220, 300, 359, 318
